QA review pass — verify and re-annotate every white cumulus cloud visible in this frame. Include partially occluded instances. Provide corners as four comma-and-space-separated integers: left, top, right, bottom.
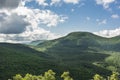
94, 27, 120, 38
0, 0, 67, 43
50, 0, 61, 5
63, 0, 80, 4
96, 0, 115, 9
111, 14, 119, 19
29, 0, 81, 6
36, 0, 48, 6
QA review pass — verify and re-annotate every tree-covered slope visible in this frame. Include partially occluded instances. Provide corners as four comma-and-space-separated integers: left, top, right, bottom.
29, 40, 47, 46
36, 32, 120, 52
2, 32, 120, 80
0, 43, 63, 80
34, 32, 118, 79
33, 32, 120, 79
0, 43, 108, 80
0, 36, 111, 80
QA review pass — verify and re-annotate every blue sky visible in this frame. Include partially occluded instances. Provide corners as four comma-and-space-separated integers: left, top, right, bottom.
26, 0, 120, 35
0, 0, 120, 42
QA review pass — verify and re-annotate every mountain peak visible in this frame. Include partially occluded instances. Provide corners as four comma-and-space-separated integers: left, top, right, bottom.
65, 32, 103, 40
67, 32, 93, 36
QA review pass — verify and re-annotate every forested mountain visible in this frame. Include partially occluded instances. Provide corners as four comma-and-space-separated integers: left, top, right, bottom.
29, 40, 47, 46
0, 43, 61, 80
34, 32, 120, 79
1, 32, 120, 80
36, 32, 120, 52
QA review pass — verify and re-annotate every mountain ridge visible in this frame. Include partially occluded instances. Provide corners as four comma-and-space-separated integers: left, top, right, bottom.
33, 31, 120, 79
36, 32, 120, 52
1, 31, 120, 80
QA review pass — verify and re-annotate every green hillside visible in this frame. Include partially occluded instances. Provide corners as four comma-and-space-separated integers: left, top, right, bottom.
29, 40, 47, 46
36, 32, 120, 52
35, 32, 120, 55
1, 32, 120, 80
32, 32, 112, 79
33, 32, 120, 79
0, 43, 66, 80
0, 43, 110, 80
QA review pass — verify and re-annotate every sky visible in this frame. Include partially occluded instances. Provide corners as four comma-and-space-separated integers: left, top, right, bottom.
0, 0, 120, 43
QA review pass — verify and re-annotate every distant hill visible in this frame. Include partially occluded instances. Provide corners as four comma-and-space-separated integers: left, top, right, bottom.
36, 32, 120, 52
29, 40, 47, 46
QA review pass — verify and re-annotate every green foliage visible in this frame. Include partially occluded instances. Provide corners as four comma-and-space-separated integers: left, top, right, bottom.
0, 43, 59, 80
11, 70, 120, 80
29, 40, 46, 46
61, 72, 73, 80
12, 70, 73, 80
33, 32, 113, 79
105, 52, 120, 72
109, 72, 119, 80
44, 70, 56, 80
93, 74, 104, 80
13, 74, 23, 80
93, 72, 120, 80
